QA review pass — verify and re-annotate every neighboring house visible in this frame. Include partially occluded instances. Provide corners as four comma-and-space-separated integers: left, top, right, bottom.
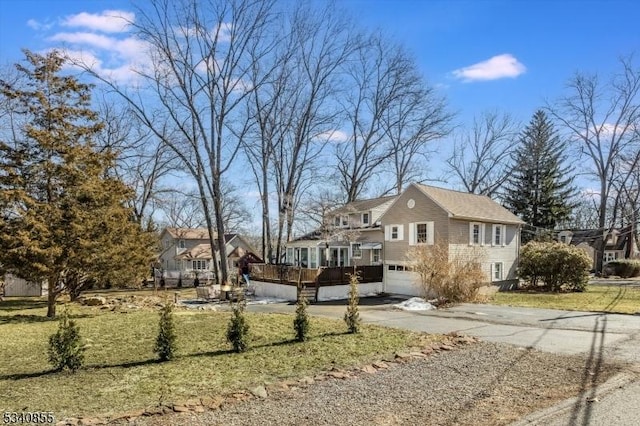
286, 195, 397, 268
557, 226, 639, 269
2, 274, 47, 297
378, 183, 524, 295
158, 228, 262, 283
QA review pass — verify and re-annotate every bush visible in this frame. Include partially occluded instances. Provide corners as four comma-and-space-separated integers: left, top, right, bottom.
344, 273, 361, 334
293, 292, 310, 342
48, 308, 85, 372
519, 242, 591, 292
226, 301, 249, 352
407, 242, 486, 303
154, 302, 177, 361
604, 259, 640, 278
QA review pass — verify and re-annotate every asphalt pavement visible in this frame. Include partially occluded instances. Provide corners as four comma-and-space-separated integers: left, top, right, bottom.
247, 297, 640, 425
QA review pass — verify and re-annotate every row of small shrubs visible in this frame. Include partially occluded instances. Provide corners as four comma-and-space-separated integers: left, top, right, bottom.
518, 242, 591, 292
603, 259, 640, 278
48, 276, 364, 372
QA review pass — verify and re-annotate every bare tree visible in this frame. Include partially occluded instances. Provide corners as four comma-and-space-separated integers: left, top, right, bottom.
548, 57, 640, 271
245, 2, 357, 263
446, 111, 519, 197
77, 0, 276, 285
95, 99, 178, 226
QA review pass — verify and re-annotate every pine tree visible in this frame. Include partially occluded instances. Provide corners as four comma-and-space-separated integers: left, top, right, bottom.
503, 110, 576, 242
226, 301, 250, 352
48, 308, 85, 372
344, 273, 361, 333
294, 293, 310, 342
0, 50, 155, 317
155, 302, 177, 361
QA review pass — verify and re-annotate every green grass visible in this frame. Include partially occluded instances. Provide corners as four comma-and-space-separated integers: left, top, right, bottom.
490, 285, 640, 314
0, 297, 437, 419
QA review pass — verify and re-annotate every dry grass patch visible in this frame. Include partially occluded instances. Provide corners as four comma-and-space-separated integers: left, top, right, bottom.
490, 285, 640, 314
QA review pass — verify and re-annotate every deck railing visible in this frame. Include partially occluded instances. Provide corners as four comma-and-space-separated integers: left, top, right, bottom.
250, 264, 383, 286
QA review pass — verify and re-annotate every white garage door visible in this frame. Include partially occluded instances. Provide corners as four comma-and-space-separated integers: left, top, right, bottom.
384, 267, 423, 296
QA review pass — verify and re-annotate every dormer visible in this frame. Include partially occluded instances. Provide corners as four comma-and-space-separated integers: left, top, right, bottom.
558, 230, 573, 244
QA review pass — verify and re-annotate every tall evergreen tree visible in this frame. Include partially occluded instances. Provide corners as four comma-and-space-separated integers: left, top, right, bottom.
0, 50, 155, 317
503, 110, 576, 242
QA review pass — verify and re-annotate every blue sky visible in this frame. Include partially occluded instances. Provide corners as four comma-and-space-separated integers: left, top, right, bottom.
2, 0, 639, 124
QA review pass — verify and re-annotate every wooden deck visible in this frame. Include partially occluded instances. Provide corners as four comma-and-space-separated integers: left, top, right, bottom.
250, 264, 383, 287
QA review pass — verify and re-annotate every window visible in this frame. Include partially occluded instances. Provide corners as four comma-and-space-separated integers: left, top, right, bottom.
351, 243, 362, 259
334, 216, 340, 227
560, 235, 566, 243
385, 224, 404, 241
492, 224, 505, 246
310, 248, 317, 268
469, 222, 484, 246
409, 222, 434, 245
371, 249, 381, 264
286, 248, 294, 264
493, 262, 503, 281
396, 265, 405, 271
604, 251, 618, 263
341, 215, 349, 227
362, 213, 370, 225
192, 260, 209, 270
178, 239, 185, 248
388, 264, 396, 271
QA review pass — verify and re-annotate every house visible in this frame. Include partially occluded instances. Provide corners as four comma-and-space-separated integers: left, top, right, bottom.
557, 226, 639, 269
285, 195, 397, 268
281, 184, 523, 298
2, 274, 47, 297
378, 183, 523, 296
158, 227, 262, 285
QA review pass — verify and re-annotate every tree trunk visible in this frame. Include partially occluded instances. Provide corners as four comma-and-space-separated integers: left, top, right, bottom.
46, 276, 58, 318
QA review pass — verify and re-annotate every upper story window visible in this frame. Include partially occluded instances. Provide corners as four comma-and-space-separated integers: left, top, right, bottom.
362, 213, 370, 226
385, 224, 404, 241
560, 235, 566, 243
470, 222, 484, 245
341, 215, 349, 227
409, 222, 434, 245
178, 239, 185, 249
492, 224, 505, 246
334, 216, 340, 227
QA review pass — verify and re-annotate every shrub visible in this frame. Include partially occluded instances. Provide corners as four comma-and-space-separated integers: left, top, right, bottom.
519, 241, 591, 292
407, 241, 486, 303
293, 292, 310, 342
344, 273, 361, 333
48, 308, 85, 372
226, 301, 250, 352
604, 259, 640, 278
154, 302, 177, 361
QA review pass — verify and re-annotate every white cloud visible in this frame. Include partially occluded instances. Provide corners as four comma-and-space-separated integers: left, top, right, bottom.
27, 19, 53, 31
316, 130, 349, 143
61, 10, 134, 33
452, 54, 526, 82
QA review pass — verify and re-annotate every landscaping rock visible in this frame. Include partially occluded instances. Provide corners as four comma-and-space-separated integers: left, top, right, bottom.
200, 396, 224, 410
327, 371, 350, 379
299, 376, 314, 385
250, 385, 268, 398
172, 405, 190, 413
361, 365, 377, 374
79, 296, 107, 306
372, 361, 389, 369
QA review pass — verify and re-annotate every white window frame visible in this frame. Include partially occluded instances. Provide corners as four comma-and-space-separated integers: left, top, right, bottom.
604, 251, 618, 263
409, 221, 434, 246
385, 224, 404, 241
341, 215, 349, 228
351, 243, 362, 259
192, 260, 209, 271
492, 262, 503, 281
492, 224, 506, 246
361, 212, 370, 226
469, 222, 485, 246
371, 248, 381, 264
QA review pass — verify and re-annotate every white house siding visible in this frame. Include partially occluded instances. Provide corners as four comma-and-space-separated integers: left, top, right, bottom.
448, 219, 520, 282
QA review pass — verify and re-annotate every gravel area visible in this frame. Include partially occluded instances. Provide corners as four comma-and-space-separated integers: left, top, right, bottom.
119, 342, 618, 426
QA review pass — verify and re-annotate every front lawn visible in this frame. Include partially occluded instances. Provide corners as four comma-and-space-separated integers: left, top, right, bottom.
490, 284, 640, 314
0, 296, 438, 420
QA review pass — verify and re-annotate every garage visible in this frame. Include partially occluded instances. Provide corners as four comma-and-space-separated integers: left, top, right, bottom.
383, 264, 423, 296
